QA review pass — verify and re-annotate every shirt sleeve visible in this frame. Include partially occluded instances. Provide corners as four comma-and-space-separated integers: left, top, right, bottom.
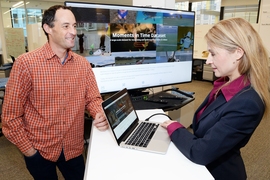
2, 58, 33, 154
167, 121, 185, 136
85, 65, 104, 118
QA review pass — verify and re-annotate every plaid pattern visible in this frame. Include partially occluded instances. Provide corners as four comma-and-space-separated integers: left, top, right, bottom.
2, 43, 103, 162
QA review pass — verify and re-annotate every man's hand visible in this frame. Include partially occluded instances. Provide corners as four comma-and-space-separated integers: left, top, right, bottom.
93, 112, 108, 131
24, 147, 37, 157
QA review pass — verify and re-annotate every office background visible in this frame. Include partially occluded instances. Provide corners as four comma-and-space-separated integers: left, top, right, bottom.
0, 0, 269, 179
1, 0, 268, 65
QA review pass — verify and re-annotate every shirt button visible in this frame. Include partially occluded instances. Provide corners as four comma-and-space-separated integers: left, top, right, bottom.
63, 107, 66, 111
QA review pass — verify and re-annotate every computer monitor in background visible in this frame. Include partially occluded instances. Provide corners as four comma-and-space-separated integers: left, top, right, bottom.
65, 2, 195, 95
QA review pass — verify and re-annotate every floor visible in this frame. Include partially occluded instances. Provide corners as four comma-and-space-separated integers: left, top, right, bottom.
0, 80, 269, 180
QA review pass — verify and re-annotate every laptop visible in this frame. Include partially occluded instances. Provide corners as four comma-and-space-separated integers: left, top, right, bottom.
102, 88, 171, 154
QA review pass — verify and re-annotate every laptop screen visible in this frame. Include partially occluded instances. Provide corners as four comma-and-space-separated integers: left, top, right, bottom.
103, 89, 138, 139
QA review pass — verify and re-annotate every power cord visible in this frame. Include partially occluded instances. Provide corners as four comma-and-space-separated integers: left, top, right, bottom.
145, 113, 172, 121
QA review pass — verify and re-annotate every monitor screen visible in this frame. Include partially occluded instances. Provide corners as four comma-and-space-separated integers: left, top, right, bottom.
65, 2, 195, 94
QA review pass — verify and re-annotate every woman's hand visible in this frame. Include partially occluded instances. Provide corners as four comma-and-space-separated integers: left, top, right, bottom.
161, 120, 176, 129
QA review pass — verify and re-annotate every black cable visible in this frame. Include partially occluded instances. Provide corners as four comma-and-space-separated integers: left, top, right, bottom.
145, 113, 172, 121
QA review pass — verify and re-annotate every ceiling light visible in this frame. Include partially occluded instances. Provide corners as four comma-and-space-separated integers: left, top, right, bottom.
12, 1, 23, 7
4, 2, 30, 14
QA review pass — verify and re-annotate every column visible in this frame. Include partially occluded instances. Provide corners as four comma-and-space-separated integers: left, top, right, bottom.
258, 0, 270, 59
0, 3, 7, 65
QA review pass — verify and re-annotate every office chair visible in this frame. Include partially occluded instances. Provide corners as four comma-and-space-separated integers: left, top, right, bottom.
1, 55, 14, 67
9, 55, 16, 63
0, 88, 4, 137
0, 112, 2, 137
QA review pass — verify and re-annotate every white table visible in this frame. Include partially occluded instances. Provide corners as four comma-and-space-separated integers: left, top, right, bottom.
84, 109, 214, 180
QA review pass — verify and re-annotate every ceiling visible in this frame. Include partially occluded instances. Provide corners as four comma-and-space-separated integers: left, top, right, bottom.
0, 0, 132, 9
0, 0, 209, 9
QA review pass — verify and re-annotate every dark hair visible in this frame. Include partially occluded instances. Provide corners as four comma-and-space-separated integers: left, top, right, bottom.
42, 5, 72, 40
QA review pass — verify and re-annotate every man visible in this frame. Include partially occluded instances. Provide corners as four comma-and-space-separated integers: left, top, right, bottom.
2, 5, 108, 180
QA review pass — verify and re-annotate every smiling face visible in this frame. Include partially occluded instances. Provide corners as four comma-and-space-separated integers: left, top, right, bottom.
43, 8, 77, 52
206, 44, 243, 81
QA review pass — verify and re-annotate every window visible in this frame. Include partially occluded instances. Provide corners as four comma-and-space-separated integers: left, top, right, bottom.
223, 5, 258, 23
27, 9, 43, 24
10, 8, 42, 48
11, 8, 42, 26
175, 1, 189, 11
192, 0, 221, 25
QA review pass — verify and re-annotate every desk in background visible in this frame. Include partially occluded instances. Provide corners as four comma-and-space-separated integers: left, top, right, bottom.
131, 91, 194, 112
0, 51, 13, 78
0, 77, 7, 137
131, 89, 195, 128
84, 109, 214, 180
0, 66, 12, 78
193, 58, 217, 82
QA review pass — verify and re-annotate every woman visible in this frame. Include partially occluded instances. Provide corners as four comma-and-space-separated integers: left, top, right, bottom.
161, 18, 270, 180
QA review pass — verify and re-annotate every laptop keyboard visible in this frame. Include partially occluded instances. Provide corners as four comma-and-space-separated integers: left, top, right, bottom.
125, 122, 159, 147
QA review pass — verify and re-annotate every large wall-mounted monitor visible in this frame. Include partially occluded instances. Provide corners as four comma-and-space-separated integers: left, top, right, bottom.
65, 1, 195, 95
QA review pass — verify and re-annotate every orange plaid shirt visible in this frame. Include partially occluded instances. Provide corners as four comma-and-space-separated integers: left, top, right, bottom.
2, 42, 103, 162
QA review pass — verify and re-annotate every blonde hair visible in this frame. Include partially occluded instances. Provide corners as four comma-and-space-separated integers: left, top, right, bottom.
205, 18, 270, 118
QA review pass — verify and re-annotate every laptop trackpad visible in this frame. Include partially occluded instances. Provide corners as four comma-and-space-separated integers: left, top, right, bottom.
154, 128, 170, 141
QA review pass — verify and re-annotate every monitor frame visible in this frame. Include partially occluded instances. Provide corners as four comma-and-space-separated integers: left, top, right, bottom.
65, 1, 196, 95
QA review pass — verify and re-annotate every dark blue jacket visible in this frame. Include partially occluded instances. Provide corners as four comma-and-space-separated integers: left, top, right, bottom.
171, 86, 264, 180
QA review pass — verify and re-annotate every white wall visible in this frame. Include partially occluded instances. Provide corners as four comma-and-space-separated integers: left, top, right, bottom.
2, 7, 12, 28
193, 24, 260, 59
258, 0, 270, 57
193, 24, 213, 59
